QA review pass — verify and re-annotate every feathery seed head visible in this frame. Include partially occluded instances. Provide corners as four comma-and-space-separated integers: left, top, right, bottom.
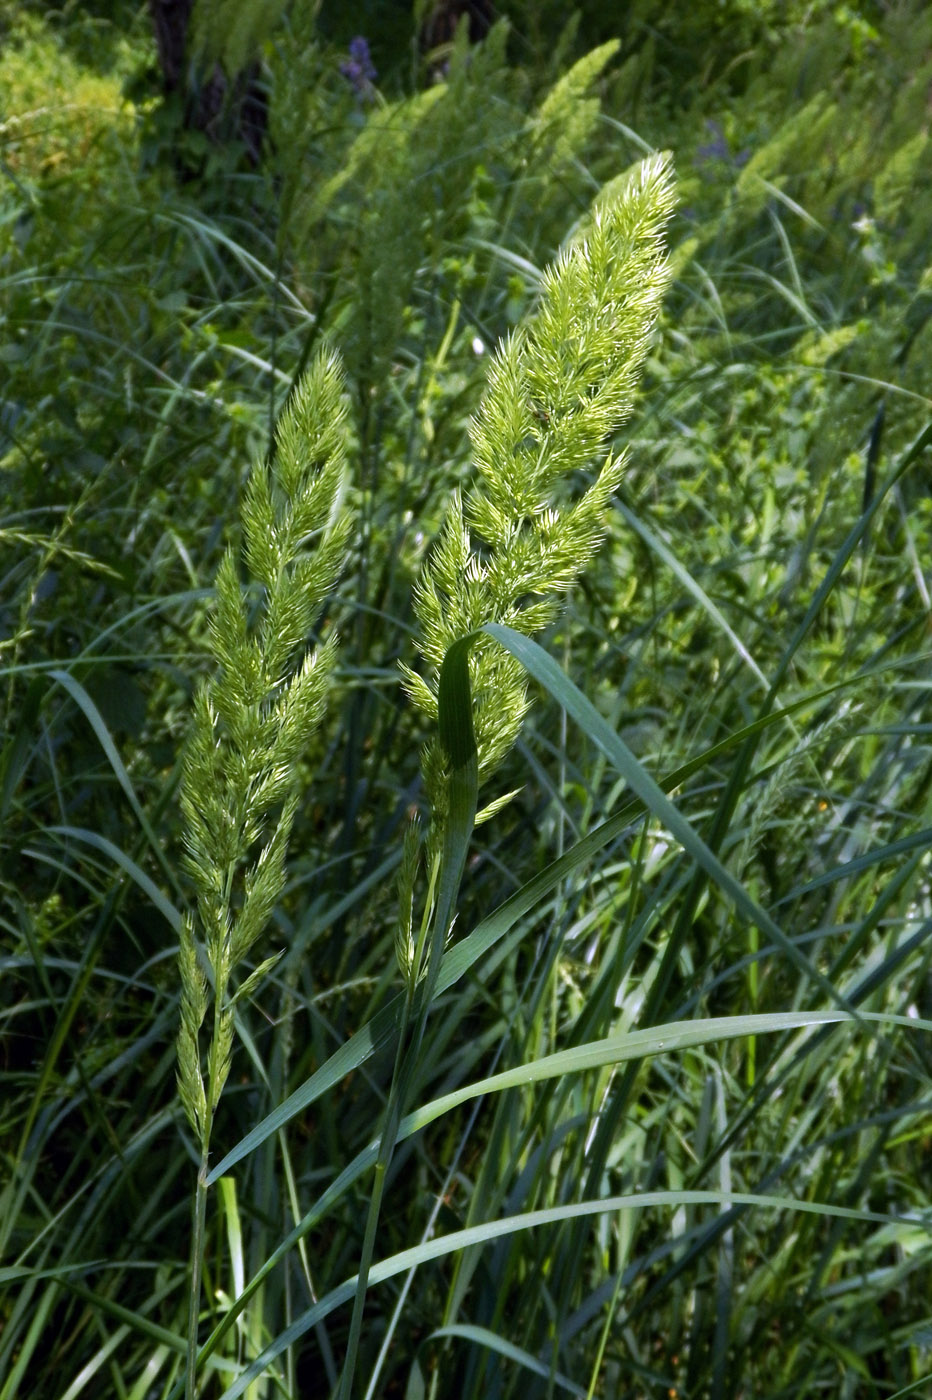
176, 348, 350, 1143
406, 153, 676, 804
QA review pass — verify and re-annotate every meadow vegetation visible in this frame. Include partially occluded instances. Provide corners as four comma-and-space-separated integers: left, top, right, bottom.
2, 2, 932, 1397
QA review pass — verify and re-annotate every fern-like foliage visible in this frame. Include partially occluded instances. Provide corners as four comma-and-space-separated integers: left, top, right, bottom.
291, 22, 513, 392
190, 0, 290, 79
176, 350, 350, 1144
529, 39, 620, 173
402, 152, 676, 823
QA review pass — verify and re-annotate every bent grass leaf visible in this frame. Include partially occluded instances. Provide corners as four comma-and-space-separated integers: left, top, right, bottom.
482, 622, 855, 1010
427, 1324, 587, 1398
188, 1009, 928, 1384
217, 1182, 924, 1400
49, 670, 181, 895
46, 826, 183, 934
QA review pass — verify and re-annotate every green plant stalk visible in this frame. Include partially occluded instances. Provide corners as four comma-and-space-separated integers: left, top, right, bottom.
185, 946, 230, 1399
335, 1010, 412, 1400
185, 1161, 209, 1400
339, 636, 479, 1399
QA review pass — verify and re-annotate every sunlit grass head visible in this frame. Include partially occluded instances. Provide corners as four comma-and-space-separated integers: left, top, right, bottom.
403, 153, 676, 810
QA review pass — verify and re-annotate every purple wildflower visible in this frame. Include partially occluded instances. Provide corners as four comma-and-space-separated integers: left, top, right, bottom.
695, 120, 730, 165
695, 119, 753, 172
340, 36, 377, 100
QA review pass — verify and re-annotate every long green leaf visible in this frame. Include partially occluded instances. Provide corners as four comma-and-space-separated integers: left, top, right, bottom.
48, 670, 181, 895
217, 1188, 921, 1400
483, 622, 853, 1010
615, 500, 769, 689
47, 826, 182, 935
427, 1324, 587, 1397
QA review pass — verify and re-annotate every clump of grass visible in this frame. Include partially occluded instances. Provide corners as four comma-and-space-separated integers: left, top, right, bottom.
7, 11, 932, 1399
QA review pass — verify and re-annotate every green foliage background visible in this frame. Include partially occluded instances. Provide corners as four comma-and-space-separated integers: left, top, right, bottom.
2, 2, 931, 1397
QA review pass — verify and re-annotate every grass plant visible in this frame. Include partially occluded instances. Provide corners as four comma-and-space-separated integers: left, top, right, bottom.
175, 350, 350, 1398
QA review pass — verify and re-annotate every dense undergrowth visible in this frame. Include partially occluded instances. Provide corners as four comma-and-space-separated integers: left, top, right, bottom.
2, 2, 932, 1397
